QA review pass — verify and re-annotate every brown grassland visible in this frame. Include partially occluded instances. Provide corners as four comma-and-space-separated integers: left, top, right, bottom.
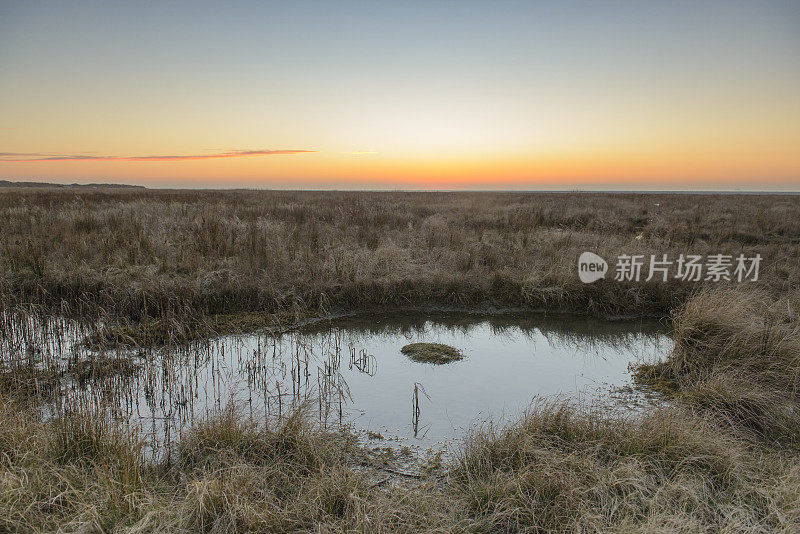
1, 188, 799, 532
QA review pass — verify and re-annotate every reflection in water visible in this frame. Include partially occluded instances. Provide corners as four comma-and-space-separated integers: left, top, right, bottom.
349, 347, 377, 376
0, 311, 670, 458
412, 382, 431, 439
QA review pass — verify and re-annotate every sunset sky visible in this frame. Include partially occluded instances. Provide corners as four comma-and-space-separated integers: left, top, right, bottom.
1, 1, 798, 190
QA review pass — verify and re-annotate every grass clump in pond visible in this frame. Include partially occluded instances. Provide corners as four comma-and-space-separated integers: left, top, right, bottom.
401, 342, 464, 364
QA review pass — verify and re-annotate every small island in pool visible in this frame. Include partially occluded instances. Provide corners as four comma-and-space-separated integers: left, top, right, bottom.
401, 342, 464, 364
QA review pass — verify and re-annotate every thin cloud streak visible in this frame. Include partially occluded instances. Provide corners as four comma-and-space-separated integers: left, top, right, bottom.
0, 149, 316, 162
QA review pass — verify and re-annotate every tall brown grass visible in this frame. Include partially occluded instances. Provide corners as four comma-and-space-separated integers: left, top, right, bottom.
0, 400, 459, 532
2, 394, 799, 532
637, 288, 800, 444
1, 189, 797, 335
454, 402, 799, 532
451, 289, 800, 531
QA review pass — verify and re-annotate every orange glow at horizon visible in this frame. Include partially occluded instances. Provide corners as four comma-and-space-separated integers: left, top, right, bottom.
2, 143, 798, 190
1, 2, 798, 190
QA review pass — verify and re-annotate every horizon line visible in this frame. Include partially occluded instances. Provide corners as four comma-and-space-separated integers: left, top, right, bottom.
1, 179, 798, 195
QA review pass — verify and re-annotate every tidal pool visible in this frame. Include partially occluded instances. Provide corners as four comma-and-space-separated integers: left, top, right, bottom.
47, 312, 670, 455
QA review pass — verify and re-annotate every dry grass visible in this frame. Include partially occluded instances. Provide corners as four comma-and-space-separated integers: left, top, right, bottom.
400, 342, 464, 364
5, 287, 800, 532
454, 402, 800, 532
1, 189, 797, 342
1, 189, 799, 531
636, 288, 800, 445
0, 400, 459, 533
2, 395, 799, 532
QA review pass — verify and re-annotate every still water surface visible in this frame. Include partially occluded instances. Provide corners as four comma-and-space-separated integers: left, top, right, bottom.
53, 312, 670, 454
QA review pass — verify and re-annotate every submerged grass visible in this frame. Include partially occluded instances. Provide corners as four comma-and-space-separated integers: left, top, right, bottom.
84, 311, 284, 348
0, 364, 60, 400
68, 355, 138, 382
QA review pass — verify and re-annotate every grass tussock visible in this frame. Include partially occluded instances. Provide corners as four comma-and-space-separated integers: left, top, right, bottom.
636, 288, 800, 444
0, 400, 458, 533
0, 401, 149, 532
176, 406, 337, 473
401, 342, 464, 364
3, 390, 800, 530
454, 401, 800, 532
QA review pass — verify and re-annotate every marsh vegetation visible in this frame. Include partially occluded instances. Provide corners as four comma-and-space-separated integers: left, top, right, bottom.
1, 188, 799, 532
1, 189, 797, 333
400, 342, 464, 364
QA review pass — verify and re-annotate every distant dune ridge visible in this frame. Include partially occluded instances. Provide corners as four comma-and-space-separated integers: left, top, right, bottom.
0, 179, 145, 189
